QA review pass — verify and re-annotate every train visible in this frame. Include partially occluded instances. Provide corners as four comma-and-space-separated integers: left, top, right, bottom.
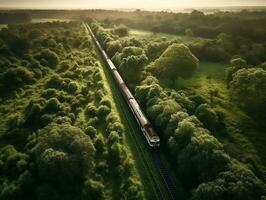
85, 23, 160, 147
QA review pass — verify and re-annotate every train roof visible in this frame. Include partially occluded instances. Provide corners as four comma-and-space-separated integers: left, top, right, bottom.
107, 59, 116, 70
129, 99, 149, 126
113, 70, 124, 85
146, 126, 159, 138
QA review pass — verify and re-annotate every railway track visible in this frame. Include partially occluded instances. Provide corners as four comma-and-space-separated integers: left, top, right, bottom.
84, 22, 179, 200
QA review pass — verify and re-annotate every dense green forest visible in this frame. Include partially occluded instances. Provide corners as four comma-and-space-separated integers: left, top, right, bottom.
0, 13, 31, 24
0, 22, 144, 200
88, 9, 266, 199
0, 8, 266, 200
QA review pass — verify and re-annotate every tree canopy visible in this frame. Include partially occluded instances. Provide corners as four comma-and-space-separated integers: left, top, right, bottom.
151, 43, 199, 79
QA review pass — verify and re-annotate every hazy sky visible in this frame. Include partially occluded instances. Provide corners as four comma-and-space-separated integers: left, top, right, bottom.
0, 0, 266, 9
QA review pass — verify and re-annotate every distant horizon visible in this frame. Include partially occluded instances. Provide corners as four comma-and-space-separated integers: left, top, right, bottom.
0, 5, 266, 11
0, 0, 266, 10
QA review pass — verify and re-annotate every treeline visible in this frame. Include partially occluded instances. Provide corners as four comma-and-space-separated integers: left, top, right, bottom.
188, 32, 266, 65
94, 10, 266, 65
90, 21, 266, 200
0, 22, 144, 200
0, 13, 31, 24
96, 10, 266, 43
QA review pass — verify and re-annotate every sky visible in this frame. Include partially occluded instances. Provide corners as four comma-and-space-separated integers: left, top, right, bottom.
0, 0, 266, 9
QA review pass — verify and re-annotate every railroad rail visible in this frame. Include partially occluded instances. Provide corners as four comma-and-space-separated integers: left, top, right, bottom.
84, 22, 178, 200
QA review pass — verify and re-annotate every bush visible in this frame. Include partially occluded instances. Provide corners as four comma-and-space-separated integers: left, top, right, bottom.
94, 135, 105, 155
24, 101, 43, 128
195, 104, 218, 131
106, 40, 122, 58
85, 104, 97, 117
68, 82, 78, 94
58, 61, 70, 72
82, 179, 104, 200
44, 97, 61, 113
34, 49, 59, 68
145, 41, 169, 61
99, 98, 112, 108
0, 145, 32, 200
113, 25, 129, 37
192, 163, 266, 200
35, 123, 95, 185
229, 68, 266, 118
151, 43, 199, 79
5, 34, 30, 55
85, 126, 97, 138
45, 74, 64, 89
230, 57, 247, 66
97, 105, 111, 118
41, 88, 58, 99
0, 67, 35, 94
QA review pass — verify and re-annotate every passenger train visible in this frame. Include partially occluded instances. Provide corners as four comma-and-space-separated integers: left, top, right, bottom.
85, 23, 160, 147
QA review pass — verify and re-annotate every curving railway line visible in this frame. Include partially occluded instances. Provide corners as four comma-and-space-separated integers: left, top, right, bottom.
84, 22, 179, 200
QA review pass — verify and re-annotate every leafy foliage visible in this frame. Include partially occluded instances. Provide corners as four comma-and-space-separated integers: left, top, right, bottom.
229, 68, 266, 118
151, 43, 199, 79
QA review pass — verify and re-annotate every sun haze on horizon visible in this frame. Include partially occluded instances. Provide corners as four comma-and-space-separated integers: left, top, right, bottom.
0, 0, 266, 9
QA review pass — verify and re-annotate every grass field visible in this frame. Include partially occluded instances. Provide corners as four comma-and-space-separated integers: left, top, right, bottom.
129, 29, 208, 44
32, 18, 73, 23
0, 24, 7, 29
165, 62, 229, 102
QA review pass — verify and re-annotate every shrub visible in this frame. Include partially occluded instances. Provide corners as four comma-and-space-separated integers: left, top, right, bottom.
145, 41, 169, 61
40, 114, 54, 127
195, 104, 218, 131
45, 74, 64, 89
230, 57, 247, 66
35, 123, 95, 185
113, 25, 129, 37
229, 68, 266, 118
151, 43, 199, 79
82, 179, 104, 200
99, 98, 112, 108
34, 49, 59, 68
68, 82, 78, 94
24, 102, 43, 128
106, 40, 122, 58
0, 67, 35, 94
85, 104, 97, 117
44, 97, 61, 113
58, 61, 70, 72
85, 126, 97, 138
97, 105, 111, 118
94, 135, 105, 155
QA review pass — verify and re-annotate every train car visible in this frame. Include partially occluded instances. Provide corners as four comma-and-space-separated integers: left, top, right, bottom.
129, 99, 148, 126
129, 99, 160, 147
107, 59, 117, 70
86, 23, 160, 147
120, 83, 134, 100
112, 69, 124, 85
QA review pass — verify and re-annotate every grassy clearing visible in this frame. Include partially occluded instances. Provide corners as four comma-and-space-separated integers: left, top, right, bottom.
129, 28, 207, 44
32, 18, 72, 23
0, 24, 7, 29
169, 62, 228, 99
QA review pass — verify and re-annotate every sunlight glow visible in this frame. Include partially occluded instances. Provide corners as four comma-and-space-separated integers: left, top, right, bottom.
0, 0, 266, 9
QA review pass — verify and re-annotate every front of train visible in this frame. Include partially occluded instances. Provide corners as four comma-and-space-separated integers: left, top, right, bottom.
145, 125, 160, 147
